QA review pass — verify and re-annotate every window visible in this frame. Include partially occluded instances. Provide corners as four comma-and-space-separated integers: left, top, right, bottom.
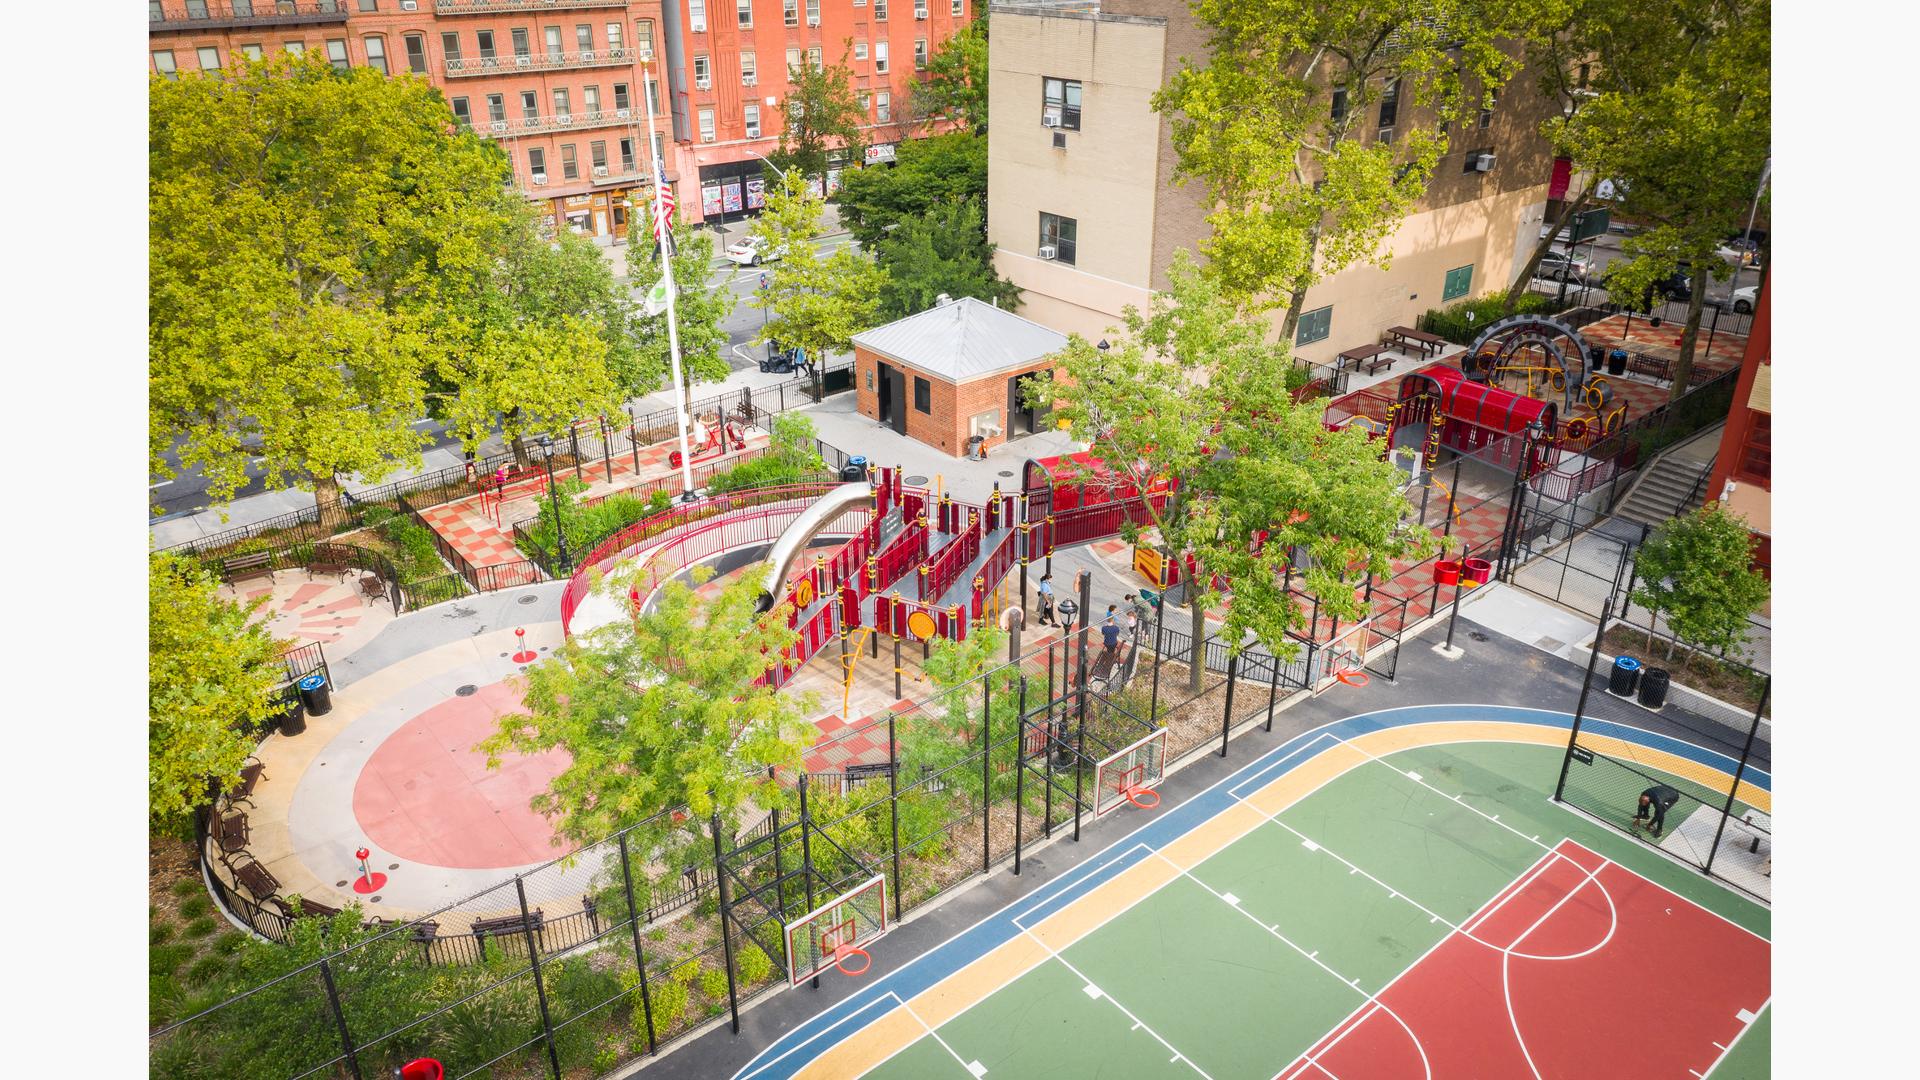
475, 30, 494, 61
451, 96, 471, 125
645, 73, 661, 113
786, 47, 802, 71
403, 34, 426, 74
242, 43, 264, 61
741, 52, 757, 83
1042, 77, 1081, 131
875, 91, 890, 122
807, 46, 822, 72
1378, 77, 1400, 129
441, 32, 464, 65
745, 103, 761, 138
855, 0, 865, 6
487, 94, 505, 122
511, 28, 530, 60
806, 0, 820, 22
690, 0, 707, 32
854, 41, 867, 60
652, 131, 665, 164
1039, 212, 1077, 265
152, 51, 178, 79
914, 377, 932, 414
1331, 87, 1348, 123
197, 45, 221, 70
186, 0, 208, 15
914, 38, 927, 70
284, 41, 305, 57
553, 88, 571, 116
544, 26, 563, 61
1295, 305, 1333, 346
577, 24, 593, 53
874, 41, 889, 73
694, 54, 710, 88
738, 0, 753, 28
859, 92, 871, 114
591, 141, 607, 170
607, 23, 623, 52
325, 39, 348, 71
698, 107, 716, 142
363, 36, 387, 75
357, 0, 377, 10
1577, 62, 1590, 89
1442, 264, 1473, 302
953, 0, 964, 13
620, 138, 636, 171
876, 0, 889, 20
1479, 88, 1499, 130
583, 85, 600, 113
784, 0, 799, 26
521, 91, 539, 120
636, 20, 654, 59
614, 82, 630, 110
528, 147, 547, 182
561, 144, 580, 179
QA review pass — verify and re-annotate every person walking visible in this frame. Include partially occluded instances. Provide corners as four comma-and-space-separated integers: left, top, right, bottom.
1632, 785, 1682, 838
1099, 605, 1121, 668
1036, 574, 1057, 627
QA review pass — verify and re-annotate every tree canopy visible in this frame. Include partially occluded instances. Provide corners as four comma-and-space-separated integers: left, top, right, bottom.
751, 172, 887, 361
1155, 0, 1561, 337
149, 553, 287, 833
911, 12, 990, 132
873, 198, 1020, 320
1629, 503, 1770, 664
767, 55, 867, 180
832, 132, 988, 249
629, 219, 736, 399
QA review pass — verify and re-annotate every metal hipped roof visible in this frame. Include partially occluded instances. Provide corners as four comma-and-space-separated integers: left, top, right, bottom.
851, 297, 1069, 384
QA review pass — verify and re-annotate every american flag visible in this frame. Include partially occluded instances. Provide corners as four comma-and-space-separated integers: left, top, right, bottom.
650, 165, 676, 243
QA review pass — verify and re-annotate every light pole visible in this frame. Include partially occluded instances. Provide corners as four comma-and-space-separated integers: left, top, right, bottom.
537, 435, 573, 575
639, 54, 698, 503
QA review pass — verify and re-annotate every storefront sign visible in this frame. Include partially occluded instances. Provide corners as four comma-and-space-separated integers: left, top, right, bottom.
745, 177, 766, 209
722, 180, 743, 213
863, 143, 898, 166
701, 183, 724, 216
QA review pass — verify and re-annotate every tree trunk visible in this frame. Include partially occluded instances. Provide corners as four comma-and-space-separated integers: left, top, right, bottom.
1504, 190, 1591, 313
511, 433, 533, 470
1278, 277, 1312, 345
1187, 586, 1205, 694
312, 472, 343, 513
1667, 269, 1710, 402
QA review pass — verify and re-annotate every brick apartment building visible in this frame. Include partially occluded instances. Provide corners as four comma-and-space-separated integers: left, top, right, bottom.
1704, 276, 1771, 578
148, 0, 976, 241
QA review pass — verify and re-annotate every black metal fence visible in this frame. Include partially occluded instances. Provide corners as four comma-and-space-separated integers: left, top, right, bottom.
1553, 592, 1771, 903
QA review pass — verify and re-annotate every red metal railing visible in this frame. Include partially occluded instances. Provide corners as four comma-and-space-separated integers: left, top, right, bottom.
969, 530, 1020, 620
870, 523, 929, 597
920, 517, 982, 601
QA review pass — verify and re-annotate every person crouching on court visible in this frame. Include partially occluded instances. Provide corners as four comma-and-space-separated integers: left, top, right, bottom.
1632, 785, 1681, 837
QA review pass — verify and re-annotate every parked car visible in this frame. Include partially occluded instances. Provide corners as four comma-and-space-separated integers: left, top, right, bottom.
1601, 265, 1691, 307
725, 236, 785, 266
1716, 237, 1764, 269
1731, 285, 1758, 314
1534, 250, 1591, 283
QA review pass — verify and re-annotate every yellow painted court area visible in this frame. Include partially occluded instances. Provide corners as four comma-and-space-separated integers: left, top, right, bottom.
793, 719, 1766, 1079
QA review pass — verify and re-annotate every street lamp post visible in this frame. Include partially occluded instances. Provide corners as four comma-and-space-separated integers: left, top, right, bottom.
537, 435, 573, 575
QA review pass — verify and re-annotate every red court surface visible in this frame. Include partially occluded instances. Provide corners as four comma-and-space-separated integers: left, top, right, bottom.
352, 680, 570, 870
1279, 839, 1770, 1080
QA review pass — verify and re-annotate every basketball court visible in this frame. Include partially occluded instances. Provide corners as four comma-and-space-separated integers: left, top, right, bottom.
736, 706, 1772, 1080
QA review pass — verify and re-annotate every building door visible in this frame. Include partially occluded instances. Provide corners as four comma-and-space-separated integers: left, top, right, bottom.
1007, 375, 1044, 437
611, 202, 627, 241
877, 362, 907, 435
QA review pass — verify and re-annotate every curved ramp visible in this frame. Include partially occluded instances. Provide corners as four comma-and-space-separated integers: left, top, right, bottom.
755, 482, 875, 612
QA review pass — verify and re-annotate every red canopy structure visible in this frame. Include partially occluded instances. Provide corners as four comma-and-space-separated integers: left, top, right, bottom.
1022, 452, 1173, 515
1389, 363, 1558, 474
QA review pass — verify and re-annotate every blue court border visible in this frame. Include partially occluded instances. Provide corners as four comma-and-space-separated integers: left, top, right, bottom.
731, 703, 1770, 1080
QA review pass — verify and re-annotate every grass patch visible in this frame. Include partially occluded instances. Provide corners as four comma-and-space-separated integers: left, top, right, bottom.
151, 922, 176, 946
212, 931, 247, 956
151, 943, 196, 980
184, 916, 220, 939
178, 895, 212, 920
171, 878, 201, 898
184, 954, 228, 987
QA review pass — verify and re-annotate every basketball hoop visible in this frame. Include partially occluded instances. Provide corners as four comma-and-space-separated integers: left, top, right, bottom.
832, 944, 872, 977
1123, 785, 1161, 810
1335, 665, 1370, 687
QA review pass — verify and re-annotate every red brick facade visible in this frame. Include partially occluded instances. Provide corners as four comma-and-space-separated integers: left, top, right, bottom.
853, 345, 1055, 457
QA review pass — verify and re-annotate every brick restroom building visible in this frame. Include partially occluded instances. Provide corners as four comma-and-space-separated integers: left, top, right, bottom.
851, 297, 1067, 457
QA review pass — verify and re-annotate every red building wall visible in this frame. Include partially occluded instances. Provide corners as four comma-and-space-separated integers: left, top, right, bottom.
1705, 275, 1771, 577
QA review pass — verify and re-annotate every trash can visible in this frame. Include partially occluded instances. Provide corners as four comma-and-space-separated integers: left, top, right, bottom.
274, 689, 307, 737
1607, 349, 1629, 376
1609, 655, 1641, 697
1637, 667, 1670, 710
841, 455, 869, 482
1589, 344, 1607, 371
296, 672, 333, 719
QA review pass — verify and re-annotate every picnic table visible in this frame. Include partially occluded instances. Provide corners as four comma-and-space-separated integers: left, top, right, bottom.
1337, 344, 1397, 375
1384, 326, 1448, 360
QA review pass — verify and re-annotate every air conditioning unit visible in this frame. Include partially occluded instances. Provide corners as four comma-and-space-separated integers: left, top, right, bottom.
594, 165, 609, 177
400, 0, 417, 9
702, 133, 716, 143
490, 120, 508, 132
556, 113, 573, 124
916, 6, 929, 18
696, 78, 711, 90
1037, 244, 1057, 260
1471, 151, 1496, 172
616, 108, 631, 119
1052, 131, 1066, 149
532, 175, 549, 185
581, 50, 596, 62
807, 17, 821, 26
742, 75, 757, 86
515, 55, 531, 67
1042, 114, 1061, 128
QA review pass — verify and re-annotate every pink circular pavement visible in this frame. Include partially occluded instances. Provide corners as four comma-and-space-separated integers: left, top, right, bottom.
352, 680, 571, 870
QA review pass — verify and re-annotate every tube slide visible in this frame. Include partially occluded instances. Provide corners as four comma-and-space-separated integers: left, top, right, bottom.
754, 482, 875, 613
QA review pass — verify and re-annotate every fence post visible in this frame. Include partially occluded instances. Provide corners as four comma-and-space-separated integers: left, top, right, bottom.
1013, 677, 1028, 875
317, 957, 363, 1080
514, 876, 564, 1080
1554, 595, 1613, 802
1219, 652, 1238, 757
710, 813, 744, 1030
768, 800, 789, 924
887, 712, 904, 922
616, 832, 659, 1055
1265, 651, 1280, 732
796, 776, 821, 989
1148, 595, 1166, 727
1071, 571, 1091, 842
570, 425, 583, 481
628, 405, 641, 473
1703, 677, 1769, 878
1432, 460, 1462, 617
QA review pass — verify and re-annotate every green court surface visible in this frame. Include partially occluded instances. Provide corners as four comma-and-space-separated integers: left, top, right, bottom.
863, 740, 1771, 1080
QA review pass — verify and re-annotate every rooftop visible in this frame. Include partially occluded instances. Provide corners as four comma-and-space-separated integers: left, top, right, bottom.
851, 296, 1070, 383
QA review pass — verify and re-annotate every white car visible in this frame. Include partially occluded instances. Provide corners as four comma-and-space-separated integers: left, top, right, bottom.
1534, 249, 1591, 283
724, 236, 785, 266
1731, 285, 1758, 314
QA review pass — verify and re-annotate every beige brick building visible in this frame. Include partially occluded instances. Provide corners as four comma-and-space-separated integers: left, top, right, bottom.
851, 297, 1067, 457
986, 0, 1562, 364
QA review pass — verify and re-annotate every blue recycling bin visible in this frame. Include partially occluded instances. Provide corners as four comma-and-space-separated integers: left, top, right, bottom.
1608, 655, 1641, 697
296, 672, 333, 719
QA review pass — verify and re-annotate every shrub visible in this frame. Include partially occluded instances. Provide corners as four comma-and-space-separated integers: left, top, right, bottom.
171, 878, 201, 898
179, 895, 212, 920
705, 414, 830, 494
150, 943, 196, 980
698, 966, 731, 1002
649, 978, 689, 1030
736, 943, 773, 985
184, 916, 220, 939
212, 931, 247, 956
670, 960, 701, 986
1419, 290, 1567, 345
151, 922, 176, 946
184, 954, 228, 986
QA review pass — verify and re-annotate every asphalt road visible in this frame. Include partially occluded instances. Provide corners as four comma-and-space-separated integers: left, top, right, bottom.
148, 232, 860, 520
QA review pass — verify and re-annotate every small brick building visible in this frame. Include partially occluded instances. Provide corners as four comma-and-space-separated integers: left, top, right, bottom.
850, 297, 1068, 458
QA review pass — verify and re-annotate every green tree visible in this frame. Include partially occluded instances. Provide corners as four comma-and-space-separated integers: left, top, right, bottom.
873, 198, 1021, 319
1155, 1, 1560, 338
898, 628, 1023, 804
1023, 251, 1435, 688
1555, 0, 1770, 398
629, 218, 737, 404
832, 131, 988, 249
1629, 504, 1770, 666
149, 553, 286, 834
479, 573, 815, 853
752, 172, 887, 362
767, 55, 867, 180
911, 12, 990, 131
149, 53, 524, 507
705, 413, 832, 494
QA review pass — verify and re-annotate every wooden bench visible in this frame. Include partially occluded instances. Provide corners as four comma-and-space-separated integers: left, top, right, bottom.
232, 859, 280, 901
1337, 344, 1396, 376
470, 910, 545, 941
1384, 325, 1448, 360
278, 895, 342, 920
359, 575, 388, 602
221, 552, 275, 587
308, 544, 353, 580
214, 811, 249, 855
229, 760, 264, 805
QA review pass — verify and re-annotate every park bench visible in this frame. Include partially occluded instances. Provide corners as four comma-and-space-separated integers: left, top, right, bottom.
470, 910, 545, 942
221, 552, 275, 587
277, 896, 342, 920
228, 760, 264, 806
214, 811, 249, 856
359, 575, 388, 603
1626, 352, 1672, 382
231, 858, 281, 902
308, 544, 353, 580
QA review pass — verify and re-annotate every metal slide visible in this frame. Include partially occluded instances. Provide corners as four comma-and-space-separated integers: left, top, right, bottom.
754, 482, 875, 612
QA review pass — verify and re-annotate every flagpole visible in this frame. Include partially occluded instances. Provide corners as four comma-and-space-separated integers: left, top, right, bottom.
641, 54, 698, 502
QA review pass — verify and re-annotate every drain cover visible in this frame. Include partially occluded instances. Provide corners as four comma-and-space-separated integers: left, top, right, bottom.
997, 470, 1014, 478
518, 594, 538, 605
905, 474, 929, 485
1468, 631, 1490, 642
1535, 636, 1565, 652
455, 684, 478, 697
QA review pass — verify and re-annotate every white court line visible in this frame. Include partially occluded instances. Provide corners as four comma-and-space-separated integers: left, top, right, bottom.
897, 996, 990, 1078
1332, 733, 1557, 855
1498, 855, 1615, 1080
1146, 848, 1433, 1080
1011, 919, 1217, 1080
149, 480, 174, 489
734, 992, 902, 1080
1700, 997, 1770, 1080
1545, 795, 1776, 929
1226, 732, 1345, 800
